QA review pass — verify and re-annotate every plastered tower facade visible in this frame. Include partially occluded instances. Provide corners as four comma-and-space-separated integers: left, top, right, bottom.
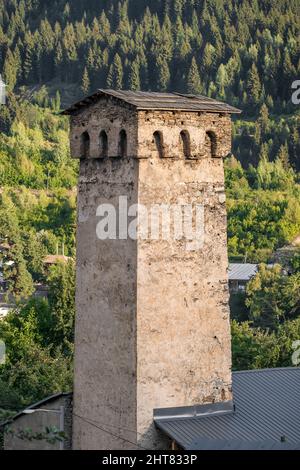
64, 90, 240, 450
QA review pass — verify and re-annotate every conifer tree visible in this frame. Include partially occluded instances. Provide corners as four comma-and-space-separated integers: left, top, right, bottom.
98, 11, 111, 40
161, 14, 173, 62
63, 2, 70, 21
40, 18, 55, 53
258, 142, 269, 163
191, 11, 203, 48
277, 142, 290, 170
253, 122, 261, 146
52, 90, 61, 112
258, 104, 270, 135
87, 46, 95, 71
4, 242, 34, 302
281, 49, 296, 98
174, 0, 184, 18
3, 49, 18, 90
216, 64, 228, 99
157, 56, 170, 91
22, 32, 36, 81
81, 67, 90, 95
129, 60, 140, 91
62, 23, 78, 66
107, 53, 123, 89
202, 43, 215, 70
266, 95, 274, 110
187, 57, 202, 94
247, 63, 261, 112
54, 41, 63, 78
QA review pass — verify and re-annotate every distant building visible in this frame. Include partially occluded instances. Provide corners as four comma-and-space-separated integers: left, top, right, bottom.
228, 263, 258, 292
43, 255, 71, 267
43, 254, 71, 275
2, 393, 72, 451
228, 263, 279, 293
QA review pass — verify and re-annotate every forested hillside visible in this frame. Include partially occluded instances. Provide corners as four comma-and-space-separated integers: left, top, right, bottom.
0, 0, 299, 105
0, 0, 299, 167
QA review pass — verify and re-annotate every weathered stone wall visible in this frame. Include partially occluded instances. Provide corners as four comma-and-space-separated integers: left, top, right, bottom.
71, 98, 232, 450
136, 155, 231, 449
137, 110, 232, 159
69, 101, 231, 161
73, 157, 139, 450
70, 96, 138, 158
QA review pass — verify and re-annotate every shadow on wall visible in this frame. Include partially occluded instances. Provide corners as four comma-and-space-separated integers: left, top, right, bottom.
80, 131, 90, 158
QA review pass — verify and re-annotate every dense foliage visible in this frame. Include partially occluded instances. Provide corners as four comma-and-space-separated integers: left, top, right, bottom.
232, 257, 300, 370
0, 0, 299, 164
0, 261, 75, 411
0, 99, 77, 187
0, 186, 76, 301
225, 155, 300, 262
0, 0, 299, 106
232, 316, 300, 370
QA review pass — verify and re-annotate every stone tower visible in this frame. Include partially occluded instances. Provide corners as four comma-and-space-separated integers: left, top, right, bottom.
63, 90, 240, 450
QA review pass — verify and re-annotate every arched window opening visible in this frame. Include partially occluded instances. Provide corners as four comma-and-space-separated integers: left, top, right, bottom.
180, 130, 191, 159
99, 130, 108, 157
153, 131, 164, 158
80, 131, 90, 158
118, 130, 127, 157
205, 131, 217, 157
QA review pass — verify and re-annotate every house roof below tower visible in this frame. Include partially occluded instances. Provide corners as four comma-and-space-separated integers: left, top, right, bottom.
154, 368, 300, 450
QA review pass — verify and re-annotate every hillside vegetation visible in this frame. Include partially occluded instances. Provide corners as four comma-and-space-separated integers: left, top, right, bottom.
0, 0, 299, 168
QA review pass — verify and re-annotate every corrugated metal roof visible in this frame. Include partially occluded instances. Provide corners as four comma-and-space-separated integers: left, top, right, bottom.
229, 263, 258, 281
154, 368, 300, 450
183, 438, 300, 450
62, 89, 241, 115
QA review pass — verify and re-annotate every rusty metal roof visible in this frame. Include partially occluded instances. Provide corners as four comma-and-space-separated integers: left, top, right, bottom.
62, 89, 241, 115
43, 255, 71, 265
155, 368, 300, 450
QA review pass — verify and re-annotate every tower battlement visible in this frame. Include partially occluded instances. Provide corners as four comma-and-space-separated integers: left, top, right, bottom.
65, 89, 238, 161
